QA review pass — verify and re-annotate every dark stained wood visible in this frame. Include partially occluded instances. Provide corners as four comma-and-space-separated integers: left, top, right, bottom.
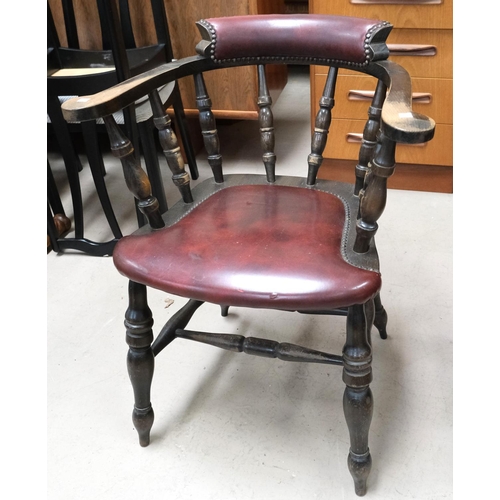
149, 89, 193, 203
194, 72, 224, 183
175, 329, 344, 365
257, 65, 276, 183
125, 281, 155, 447
354, 79, 386, 195
373, 293, 388, 340
103, 115, 165, 229
343, 303, 373, 496
151, 299, 204, 355
308, 66, 337, 185
354, 133, 396, 253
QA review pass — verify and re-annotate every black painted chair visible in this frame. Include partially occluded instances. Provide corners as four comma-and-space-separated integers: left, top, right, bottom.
62, 14, 435, 495
48, 0, 198, 255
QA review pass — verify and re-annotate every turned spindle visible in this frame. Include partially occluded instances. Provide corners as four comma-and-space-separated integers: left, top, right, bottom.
103, 115, 164, 229
354, 80, 387, 196
257, 65, 276, 183
194, 72, 223, 183
354, 132, 396, 253
149, 89, 193, 203
307, 67, 338, 185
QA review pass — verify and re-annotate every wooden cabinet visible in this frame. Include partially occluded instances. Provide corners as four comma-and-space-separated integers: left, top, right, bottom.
310, 0, 453, 192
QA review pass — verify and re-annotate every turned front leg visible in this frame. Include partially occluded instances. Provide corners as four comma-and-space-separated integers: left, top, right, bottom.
125, 281, 155, 447
343, 303, 373, 496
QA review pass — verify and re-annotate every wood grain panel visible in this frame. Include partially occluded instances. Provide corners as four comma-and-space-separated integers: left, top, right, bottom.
382, 28, 452, 78
313, 73, 452, 124
310, 0, 453, 188
317, 159, 453, 193
324, 119, 452, 166
310, 0, 453, 29
48, 0, 103, 49
312, 29, 453, 79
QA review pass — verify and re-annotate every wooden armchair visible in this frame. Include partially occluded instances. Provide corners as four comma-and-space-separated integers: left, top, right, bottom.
62, 14, 435, 495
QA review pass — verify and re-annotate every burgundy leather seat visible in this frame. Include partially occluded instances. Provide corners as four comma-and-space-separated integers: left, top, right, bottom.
113, 183, 382, 311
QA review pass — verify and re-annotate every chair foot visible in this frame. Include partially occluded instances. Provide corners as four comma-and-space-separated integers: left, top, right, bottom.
132, 405, 155, 447
347, 449, 372, 496
220, 305, 230, 317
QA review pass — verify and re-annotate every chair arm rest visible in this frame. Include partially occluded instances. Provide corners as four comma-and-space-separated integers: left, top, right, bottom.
61, 55, 212, 123
373, 60, 436, 144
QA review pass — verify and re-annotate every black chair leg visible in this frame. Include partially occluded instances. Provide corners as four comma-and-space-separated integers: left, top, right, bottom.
47, 95, 85, 239
373, 292, 388, 339
81, 120, 123, 239
47, 160, 65, 215
126, 281, 155, 447
343, 303, 373, 496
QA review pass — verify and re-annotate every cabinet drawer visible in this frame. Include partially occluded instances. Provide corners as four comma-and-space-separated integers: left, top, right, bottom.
383, 28, 452, 78
310, 0, 452, 29
313, 74, 452, 124
325, 119, 453, 165
313, 29, 452, 79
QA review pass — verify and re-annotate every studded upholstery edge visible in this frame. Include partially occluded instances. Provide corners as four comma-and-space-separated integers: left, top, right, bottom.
127, 174, 380, 274
196, 14, 393, 68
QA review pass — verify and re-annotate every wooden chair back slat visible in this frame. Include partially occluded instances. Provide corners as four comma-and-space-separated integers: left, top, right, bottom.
307, 66, 338, 185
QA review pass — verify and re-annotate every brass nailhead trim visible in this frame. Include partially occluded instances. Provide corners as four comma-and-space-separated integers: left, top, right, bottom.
199, 19, 391, 67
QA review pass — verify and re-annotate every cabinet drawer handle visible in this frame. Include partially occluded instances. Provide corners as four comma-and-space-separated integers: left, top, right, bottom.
347, 90, 432, 104
388, 44, 437, 56
350, 0, 442, 5
346, 133, 426, 146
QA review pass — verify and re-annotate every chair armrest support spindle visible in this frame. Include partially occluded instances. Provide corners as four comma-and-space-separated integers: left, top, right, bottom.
307, 67, 338, 186
354, 80, 387, 195
354, 132, 396, 253
194, 72, 224, 183
103, 115, 165, 229
149, 89, 193, 204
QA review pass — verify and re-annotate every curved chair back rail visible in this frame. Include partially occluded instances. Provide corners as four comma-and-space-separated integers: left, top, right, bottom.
62, 15, 435, 145
195, 15, 392, 65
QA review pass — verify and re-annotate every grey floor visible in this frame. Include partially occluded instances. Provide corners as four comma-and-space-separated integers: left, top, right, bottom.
47, 67, 453, 499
